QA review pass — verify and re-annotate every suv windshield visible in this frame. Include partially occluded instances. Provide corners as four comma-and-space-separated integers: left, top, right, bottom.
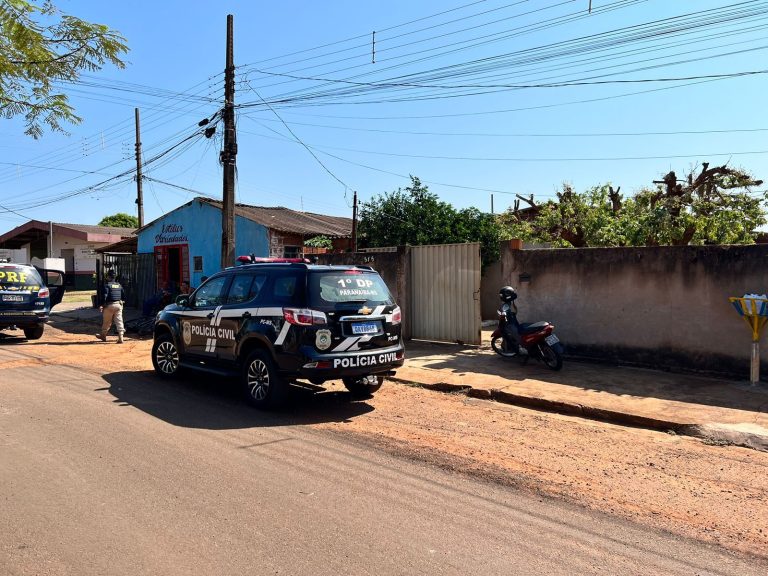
309, 271, 393, 307
0, 265, 43, 292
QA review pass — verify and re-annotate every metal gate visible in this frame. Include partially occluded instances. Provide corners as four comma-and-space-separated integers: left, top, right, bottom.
409, 243, 481, 345
99, 253, 157, 309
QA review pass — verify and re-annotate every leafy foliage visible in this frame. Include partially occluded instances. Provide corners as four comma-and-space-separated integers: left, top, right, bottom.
304, 235, 333, 249
98, 212, 138, 228
499, 164, 766, 247
358, 176, 502, 267
0, 0, 128, 137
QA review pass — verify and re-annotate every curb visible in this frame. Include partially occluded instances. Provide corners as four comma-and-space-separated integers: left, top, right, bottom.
390, 377, 768, 452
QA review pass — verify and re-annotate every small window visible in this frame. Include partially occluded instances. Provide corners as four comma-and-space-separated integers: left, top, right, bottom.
283, 246, 302, 258
193, 275, 228, 308
227, 275, 254, 304
274, 276, 296, 298
269, 273, 303, 305
193, 256, 203, 272
249, 274, 267, 300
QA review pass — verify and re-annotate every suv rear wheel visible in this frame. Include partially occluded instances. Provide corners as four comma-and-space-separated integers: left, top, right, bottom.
23, 325, 44, 340
342, 375, 384, 398
242, 349, 287, 409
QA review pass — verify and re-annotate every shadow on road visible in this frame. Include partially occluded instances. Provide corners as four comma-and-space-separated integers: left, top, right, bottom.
102, 369, 375, 430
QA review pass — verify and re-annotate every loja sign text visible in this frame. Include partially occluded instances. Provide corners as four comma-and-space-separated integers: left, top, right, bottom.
155, 223, 189, 245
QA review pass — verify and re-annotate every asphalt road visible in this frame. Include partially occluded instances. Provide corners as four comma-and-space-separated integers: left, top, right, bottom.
0, 343, 763, 576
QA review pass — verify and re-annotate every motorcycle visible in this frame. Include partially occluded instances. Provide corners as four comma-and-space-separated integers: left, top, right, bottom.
490, 292, 564, 371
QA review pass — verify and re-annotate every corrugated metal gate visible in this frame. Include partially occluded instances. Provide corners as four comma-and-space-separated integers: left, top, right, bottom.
409, 243, 481, 345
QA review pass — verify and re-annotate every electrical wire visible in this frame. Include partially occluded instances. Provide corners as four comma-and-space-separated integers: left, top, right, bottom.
239, 4, 768, 109
239, 114, 768, 138
242, 83, 353, 192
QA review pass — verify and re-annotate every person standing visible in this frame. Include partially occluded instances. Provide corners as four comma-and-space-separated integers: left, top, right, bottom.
97, 271, 126, 343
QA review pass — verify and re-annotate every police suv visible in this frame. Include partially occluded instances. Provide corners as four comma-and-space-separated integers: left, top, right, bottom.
0, 262, 64, 340
152, 262, 404, 408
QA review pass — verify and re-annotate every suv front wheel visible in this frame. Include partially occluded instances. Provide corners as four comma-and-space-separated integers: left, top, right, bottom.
343, 375, 384, 398
242, 349, 287, 409
152, 333, 181, 378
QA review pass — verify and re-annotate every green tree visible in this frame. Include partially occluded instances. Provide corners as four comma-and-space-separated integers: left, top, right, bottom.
623, 164, 765, 246
98, 212, 138, 228
358, 176, 502, 267
0, 0, 128, 137
499, 164, 766, 247
304, 235, 332, 249
358, 176, 455, 247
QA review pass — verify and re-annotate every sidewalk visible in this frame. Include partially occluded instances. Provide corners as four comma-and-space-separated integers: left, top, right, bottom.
51, 301, 143, 325
48, 304, 768, 451
397, 335, 768, 452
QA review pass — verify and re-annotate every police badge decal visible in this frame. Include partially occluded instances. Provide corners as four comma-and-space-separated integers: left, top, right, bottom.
182, 321, 192, 346
315, 329, 332, 351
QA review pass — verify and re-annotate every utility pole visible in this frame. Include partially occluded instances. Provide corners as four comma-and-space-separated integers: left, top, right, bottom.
490, 193, 494, 214
351, 190, 358, 252
220, 14, 237, 269
134, 108, 144, 227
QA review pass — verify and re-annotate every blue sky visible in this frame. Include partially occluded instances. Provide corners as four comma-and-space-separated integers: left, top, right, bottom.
2, 0, 767, 234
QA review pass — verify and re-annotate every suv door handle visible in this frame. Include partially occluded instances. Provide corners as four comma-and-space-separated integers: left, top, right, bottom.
207, 312, 214, 319
242, 311, 251, 319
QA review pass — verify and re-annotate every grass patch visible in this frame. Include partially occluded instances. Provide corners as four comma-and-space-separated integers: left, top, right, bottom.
64, 291, 96, 303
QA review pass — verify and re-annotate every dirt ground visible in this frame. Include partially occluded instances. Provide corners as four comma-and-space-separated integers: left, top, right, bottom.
6, 320, 768, 558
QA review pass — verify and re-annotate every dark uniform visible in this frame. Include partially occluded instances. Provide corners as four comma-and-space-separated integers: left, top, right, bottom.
98, 273, 126, 343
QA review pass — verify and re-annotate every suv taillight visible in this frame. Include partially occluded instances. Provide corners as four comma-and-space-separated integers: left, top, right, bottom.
283, 308, 327, 326
37, 287, 50, 299
391, 306, 401, 325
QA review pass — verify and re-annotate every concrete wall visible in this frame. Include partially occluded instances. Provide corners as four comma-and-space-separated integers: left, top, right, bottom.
27, 233, 104, 289
500, 243, 768, 378
481, 260, 502, 320
317, 247, 411, 339
0, 248, 28, 264
137, 200, 270, 285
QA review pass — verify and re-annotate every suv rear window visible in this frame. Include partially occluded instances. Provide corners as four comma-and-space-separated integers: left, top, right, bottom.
309, 271, 393, 306
0, 266, 43, 292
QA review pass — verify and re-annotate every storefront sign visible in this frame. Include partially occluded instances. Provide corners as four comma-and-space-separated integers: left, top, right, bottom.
155, 223, 189, 245
75, 244, 98, 259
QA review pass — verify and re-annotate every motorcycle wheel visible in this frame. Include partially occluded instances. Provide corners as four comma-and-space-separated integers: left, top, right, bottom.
491, 336, 516, 357
540, 343, 564, 371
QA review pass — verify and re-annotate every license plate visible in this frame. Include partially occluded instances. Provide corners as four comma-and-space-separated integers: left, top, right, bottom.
352, 322, 378, 335
2, 295, 24, 302
545, 334, 559, 345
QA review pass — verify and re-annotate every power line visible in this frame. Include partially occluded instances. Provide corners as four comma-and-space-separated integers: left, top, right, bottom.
240, 67, 768, 91
239, 0, 639, 94
263, 74, 742, 120
239, 122, 768, 164
144, 176, 215, 198
237, 1, 765, 109
242, 83, 353, 191
238, 122, 553, 198
239, 114, 768, 138
0, 76, 222, 185
238, 0, 495, 69
0, 126, 213, 213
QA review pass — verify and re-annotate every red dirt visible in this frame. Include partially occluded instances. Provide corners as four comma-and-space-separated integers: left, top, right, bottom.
11, 322, 768, 557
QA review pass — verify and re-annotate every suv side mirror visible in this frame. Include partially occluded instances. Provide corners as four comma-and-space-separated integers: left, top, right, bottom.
176, 294, 190, 307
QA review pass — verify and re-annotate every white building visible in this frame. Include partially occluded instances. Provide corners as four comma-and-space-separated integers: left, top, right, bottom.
0, 221, 135, 289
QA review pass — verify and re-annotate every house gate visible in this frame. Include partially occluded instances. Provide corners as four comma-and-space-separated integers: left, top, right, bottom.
99, 253, 157, 310
409, 243, 481, 345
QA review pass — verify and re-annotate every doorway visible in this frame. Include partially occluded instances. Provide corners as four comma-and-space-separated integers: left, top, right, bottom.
154, 244, 189, 292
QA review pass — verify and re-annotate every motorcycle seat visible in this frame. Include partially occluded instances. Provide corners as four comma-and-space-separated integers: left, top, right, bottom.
518, 321, 549, 334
